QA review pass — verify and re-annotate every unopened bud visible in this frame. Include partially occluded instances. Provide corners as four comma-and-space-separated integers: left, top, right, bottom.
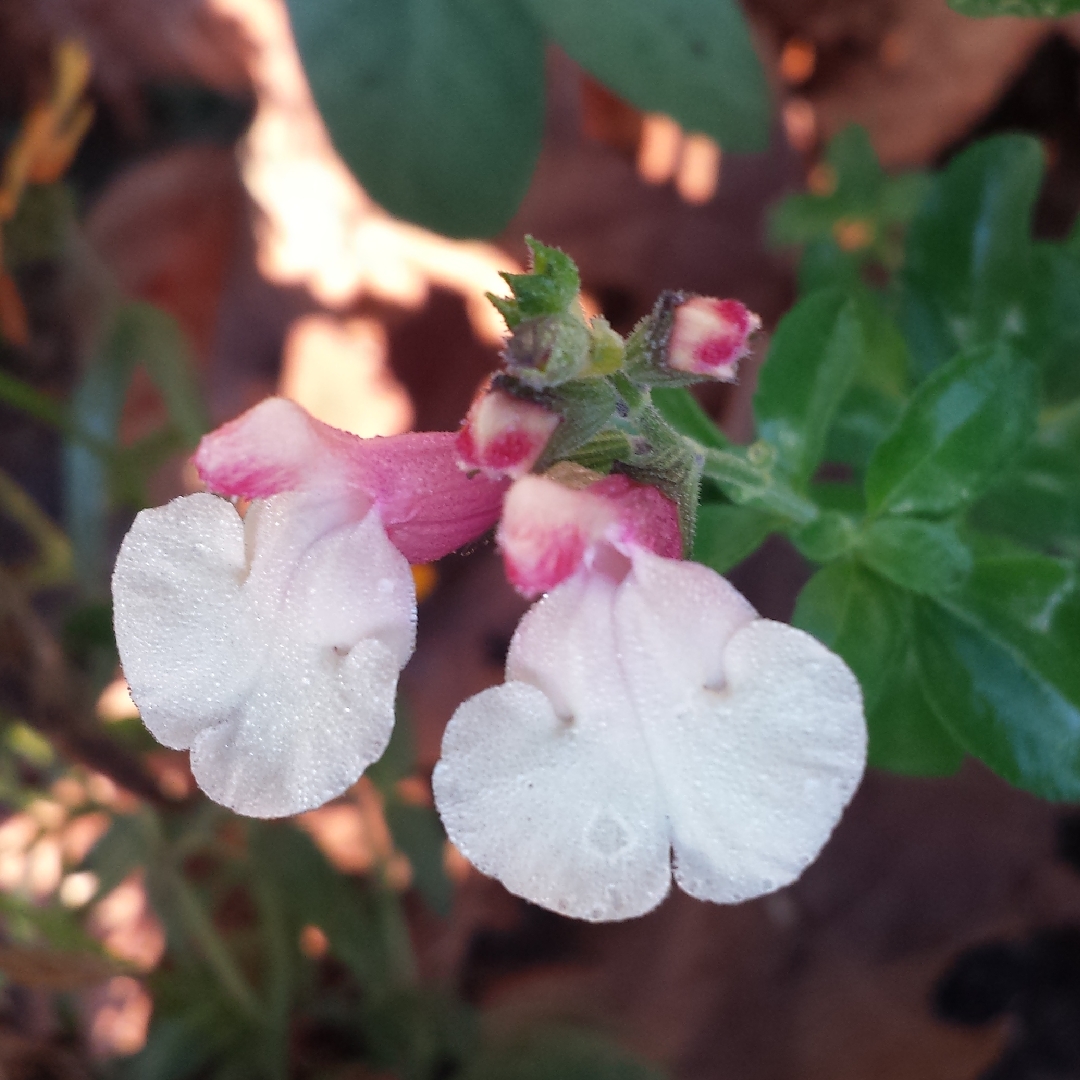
456, 386, 561, 480
668, 297, 760, 381
498, 469, 681, 597
503, 312, 591, 388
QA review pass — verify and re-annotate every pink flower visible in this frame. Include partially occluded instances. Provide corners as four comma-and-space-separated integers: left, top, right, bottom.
455, 384, 561, 480
434, 473, 866, 921
668, 297, 761, 381
112, 398, 506, 818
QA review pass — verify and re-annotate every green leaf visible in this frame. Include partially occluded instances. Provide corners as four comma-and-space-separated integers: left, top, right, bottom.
692, 502, 776, 572
772, 126, 928, 251
521, 0, 769, 152
899, 135, 1044, 375
81, 812, 157, 899
865, 343, 1037, 517
1023, 241, 1080, 402
857, 518, 972, 596
383, 801, 453, 917
916, 549, 1080, 799
249, 821, 413, 991
755, 289, 866, 485
793, 561, 964, 775
949, 0, 1080, 14
651, 387, 728, 449
65, 303, 205, 588
286, 0, 544, 238
971, 402, 1080, 559
130, 303, 208, 447
494, 237, 581, 328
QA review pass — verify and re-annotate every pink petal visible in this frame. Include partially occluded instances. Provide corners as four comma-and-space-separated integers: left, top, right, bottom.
194, 398, 507, 563
668, 297, 760, 381
498, 473, 681, 597
456, 385, 561, 479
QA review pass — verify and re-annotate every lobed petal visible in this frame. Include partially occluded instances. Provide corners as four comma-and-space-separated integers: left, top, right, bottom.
112, 493, 261, 749
113, 490, 416, 818
435, 551, 866, 919
649, 621, 865, 904
434, 572, 670, 921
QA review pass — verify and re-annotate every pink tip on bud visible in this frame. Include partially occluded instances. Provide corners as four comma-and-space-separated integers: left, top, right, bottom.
498, 470, 681, 598
668, 297, 761, 381
456, 386, 561, 479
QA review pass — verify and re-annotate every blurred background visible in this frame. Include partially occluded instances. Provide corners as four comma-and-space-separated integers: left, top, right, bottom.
3, 0, 1080, 1077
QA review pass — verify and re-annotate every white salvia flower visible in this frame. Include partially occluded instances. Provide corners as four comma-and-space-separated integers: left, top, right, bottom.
434, 473, 866, 922
113, 398, 506, 818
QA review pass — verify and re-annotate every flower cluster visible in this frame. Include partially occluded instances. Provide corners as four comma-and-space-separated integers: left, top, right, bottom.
112, 240, 866, 922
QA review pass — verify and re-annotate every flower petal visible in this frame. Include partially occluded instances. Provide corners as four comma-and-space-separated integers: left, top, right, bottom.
195, 398, 507, 563
194, 397, 359, 499
618, 562, 866, 902
112, 493, 260, 749
113, 491, 416, 818
434, 573, 670, 921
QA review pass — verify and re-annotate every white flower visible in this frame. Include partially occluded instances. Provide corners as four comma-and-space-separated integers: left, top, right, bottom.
113, 398, 506, 818
433, 473, 866, 921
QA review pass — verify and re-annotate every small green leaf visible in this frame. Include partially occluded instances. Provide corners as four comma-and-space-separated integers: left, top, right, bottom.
771, 126, 928, 257
916, 548, 1080, 799
899, 135, 1044, 375
857, 518, 972, 596
692, 502, 776, 573
755, 289, 866, 485
495, 238, 582, 328
865, 343, 1037, 517
793, 561, 964, 775
521, 0, 770, 152
286, 0, 545, 238
949, 0, 1080, 14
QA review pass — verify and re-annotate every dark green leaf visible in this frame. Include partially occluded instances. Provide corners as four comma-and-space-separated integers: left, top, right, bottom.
793, 561, 964, 775
521, 0, 769, 151
858, 517, 972, 596
916, 549, 1080, 799
899, 135, 1043, 375
872, 645, 966, 776
971, 399, 1080, 558
1023, 241, 1080, 402
865, 343, 1037, 516
949, 0, 1080, 14
692, 502, 777, 572
286, 0, 544, 237
755, 289, 866, 485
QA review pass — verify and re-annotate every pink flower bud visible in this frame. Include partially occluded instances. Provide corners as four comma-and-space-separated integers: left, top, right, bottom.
498, 471, 681, 598
668, 297, 761, 381
456, 386, 561, 480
